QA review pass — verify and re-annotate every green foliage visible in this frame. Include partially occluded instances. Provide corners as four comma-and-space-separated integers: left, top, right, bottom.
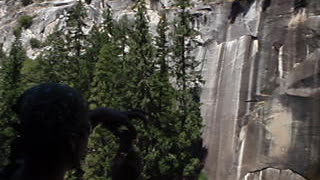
84, 127, 118, 180
89, 42, 123, 108
124, 0, 156, 109
198, 172, 209, 180
36, 30, 69, 84
18, 15, 33, 29
20, 58, 42, 88
157, 0, 203, 179
13, 27, 22, 38
29, 38, 42, 49
0, 1, 205, 179
85, 8, 130, 180
14, 15, 33, 38
0, 39, 27, 167
86, 0, 204, 179
65, 0, 91, 97
86, 7, 123, 106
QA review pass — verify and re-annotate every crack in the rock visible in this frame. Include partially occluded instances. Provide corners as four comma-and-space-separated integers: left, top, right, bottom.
228, 1, 244, 24
247, 167, 310, 180
262, 0, 271, 12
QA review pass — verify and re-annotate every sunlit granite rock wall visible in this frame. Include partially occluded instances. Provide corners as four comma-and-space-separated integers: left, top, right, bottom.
198, 0, 320, 179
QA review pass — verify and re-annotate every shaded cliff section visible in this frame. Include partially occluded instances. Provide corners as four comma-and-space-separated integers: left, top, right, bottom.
197, 0, 320, 179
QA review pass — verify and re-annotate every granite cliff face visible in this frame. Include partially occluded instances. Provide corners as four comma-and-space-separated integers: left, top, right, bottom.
198, 0, 320, 179
0, 0, 320, 180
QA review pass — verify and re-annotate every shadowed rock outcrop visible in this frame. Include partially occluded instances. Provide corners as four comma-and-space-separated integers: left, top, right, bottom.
243, 168, 307, 180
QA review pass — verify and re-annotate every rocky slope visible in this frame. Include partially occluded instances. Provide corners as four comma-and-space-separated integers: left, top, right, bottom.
0, 0, 320, 180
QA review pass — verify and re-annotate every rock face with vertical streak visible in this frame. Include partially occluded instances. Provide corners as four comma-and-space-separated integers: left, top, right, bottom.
198, 0, 320, 179
0, 0, 320, 180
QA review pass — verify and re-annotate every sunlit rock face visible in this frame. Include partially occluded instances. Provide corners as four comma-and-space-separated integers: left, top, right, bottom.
0, 0, 163, 58
198, 0, 320, 179
0, 0, 111, 57
0, 0, 320, 179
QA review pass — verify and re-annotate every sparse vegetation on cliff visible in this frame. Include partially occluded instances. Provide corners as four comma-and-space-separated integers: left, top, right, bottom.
18, 15, 33, 29
0, 38, 27, 168
29, 38, 42, 49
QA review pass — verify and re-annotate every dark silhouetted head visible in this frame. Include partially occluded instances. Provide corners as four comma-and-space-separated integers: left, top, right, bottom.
14, 83, 90, 172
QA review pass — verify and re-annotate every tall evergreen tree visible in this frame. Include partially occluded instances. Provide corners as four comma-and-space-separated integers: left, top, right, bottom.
84, 8, 115, 96
154, 13, 172, 113
66, 0, 88, 58
20, 57, 42, 88
169, 0, 204, 179
26, 2, 89, 93
87, 7, 125, 108
121, 3, 162, 177
124, 0, 156, 110
139, 12, 180, 179
13, 1, 204, 179
85, 7, 130, 180
36, 30, 69, 84
64, 2, 91, 179
65, 0, 90, 96
0, 44, 10, 167
114, 15, 132, 62
0, 37, 27, 167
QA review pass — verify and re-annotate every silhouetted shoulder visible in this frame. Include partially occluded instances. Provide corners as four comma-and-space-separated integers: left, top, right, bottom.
0, 169, 6, 180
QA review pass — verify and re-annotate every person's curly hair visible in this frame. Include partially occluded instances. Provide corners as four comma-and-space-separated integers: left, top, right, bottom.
14, 83, 90, 166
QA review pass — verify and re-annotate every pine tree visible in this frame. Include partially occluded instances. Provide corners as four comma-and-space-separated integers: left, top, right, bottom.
121, 3, 161, 177
30, 1, 89, 91
87, 7, 122, 107
14, 1, 204, 179
0, 38, 27, 123
36, 30, 69, 84
83, 125, 118, 180
26, 3, 91, 179
0, 44, 10, 167
0, 38, 27, 167
114, 15, 131, 62
140, 12, 180, 179
84, 7, 129, 180
21, 31, 69, 89
66, 0, 88, 57
124, 0, 156, 110
38, 2, 90, 176
20, 57, 42, 88
154, 13, 172, 114
169, 0, 204, 179
89, 42, 123, 108
65, 0, 90, 96
86, 1, 204, 179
